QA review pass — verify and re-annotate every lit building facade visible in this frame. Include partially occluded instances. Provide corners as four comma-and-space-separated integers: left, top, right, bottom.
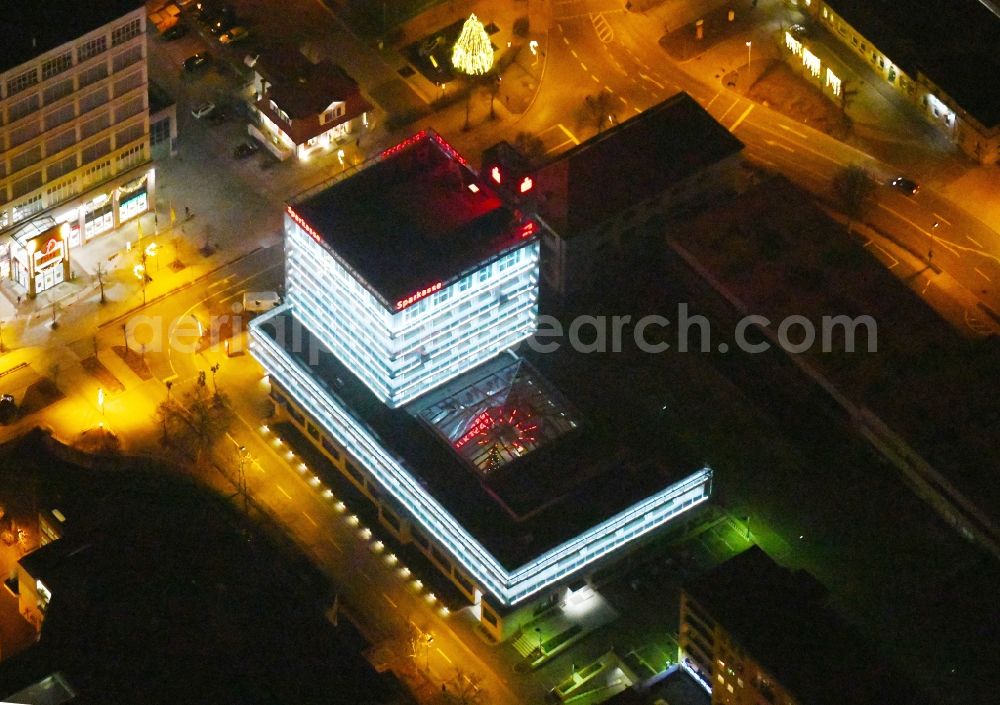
0, 0, 153, 295
802, 0, 1000, 164
248, 47, 371, 162
285, 205, 539, 407
251, 130, 712, 639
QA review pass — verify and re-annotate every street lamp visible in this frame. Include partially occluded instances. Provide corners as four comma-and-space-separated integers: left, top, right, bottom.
98, 387, 105, 427
746, 40, 752, 67
535, 626, 543, 656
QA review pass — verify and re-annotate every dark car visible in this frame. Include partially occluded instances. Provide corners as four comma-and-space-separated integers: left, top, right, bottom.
890, 176, 920, 195
233, 141, 259, 158
182, 52, 212, 72
0, 394, 17, 425
161, 23, 188, 40
206, 108, 228, 125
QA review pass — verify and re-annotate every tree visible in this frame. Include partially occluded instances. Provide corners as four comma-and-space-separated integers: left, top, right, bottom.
452, 14, 494, 77
513, 132, 546, 166
831, 164, 875, 233
155, 375, 232, 464
583, 90, 616, 133
96, 262, 106, 304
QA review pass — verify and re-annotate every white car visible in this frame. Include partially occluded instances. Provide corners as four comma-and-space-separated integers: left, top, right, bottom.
219, 26, 248, 44
191, 102, 215, 118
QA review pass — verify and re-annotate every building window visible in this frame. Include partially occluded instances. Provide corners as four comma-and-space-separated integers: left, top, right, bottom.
321, 436, 341, 460
80, 87, 109, 115
81, 111, 110, 139
115, 121, 145, 149
83, 138, 112, 165
320, 104, 345, 125
12, 172, 43, 199
44, 103, 76, 131
78, 62, 109, 89
113, 95, 145, 122
458, 275, 472, 292
116, 144, 145, 171
13, 194, 43, 222
11, 145, 42, 174
482, 609, 498, 627
43, 78, 74, 104
46, 154, 78, 181
42, 52, 73, 80
114, 69, 144, 97
78, 36, 108, 62
345, 461, 365, 485
8, 93, 40, 122
111, 18, 142, 46
112, 44, 143, 72
6, 68, 38, 97
150, 117, 171, 146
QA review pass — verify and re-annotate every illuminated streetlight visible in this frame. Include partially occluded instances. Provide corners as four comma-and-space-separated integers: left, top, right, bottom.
746, 40, 752, 67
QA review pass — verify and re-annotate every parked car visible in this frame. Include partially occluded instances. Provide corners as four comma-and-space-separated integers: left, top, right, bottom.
789, 23, 810, 38
890, 176, 920, 195
161, 23, 188, 40
182, 52, 212, 72
0, 394, 17, 425
218, 26, 249, 44
233, 141, 260, 158
191, 101, 215, 118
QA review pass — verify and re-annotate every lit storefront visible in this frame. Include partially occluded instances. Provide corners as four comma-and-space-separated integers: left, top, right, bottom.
1, 168, 154, 297
9, 218, 72, 297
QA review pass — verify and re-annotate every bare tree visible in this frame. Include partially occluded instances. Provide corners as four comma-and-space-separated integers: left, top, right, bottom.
513, 132, 546, 166
584, 90, 616, 133
831, 164, 876, 233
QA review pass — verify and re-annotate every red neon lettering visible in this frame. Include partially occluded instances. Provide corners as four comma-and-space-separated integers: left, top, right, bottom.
286, 206, 323, 245
519, 220, 537, 238
519, 176, 533, 193
394, 281, 443, 311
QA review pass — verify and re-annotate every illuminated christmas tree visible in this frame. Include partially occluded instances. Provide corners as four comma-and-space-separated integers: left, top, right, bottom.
452, 13, 493, 76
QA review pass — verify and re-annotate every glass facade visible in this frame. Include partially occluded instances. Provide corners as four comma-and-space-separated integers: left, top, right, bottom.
285, 210, 541, 408
251, 317, 713, 606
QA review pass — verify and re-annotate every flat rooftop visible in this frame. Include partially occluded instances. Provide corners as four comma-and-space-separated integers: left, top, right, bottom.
290, 131, 530, 309
536, 93, 744, 235
685, 548, 927, 705
0, 0, 142, 75
828, 0, 1000, 127
260, 310, 704, 569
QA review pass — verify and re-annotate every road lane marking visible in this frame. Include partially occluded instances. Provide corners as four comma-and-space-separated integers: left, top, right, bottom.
382, 593, 397, 607
966, 235, 983, 248
705, 91, 721, 109
639, 73, 665, 90
933, 212, 952, 226
763, 139, 795, 152
303, 511, 318, 527
557, 123, 580, 145
592, 74, 600, 82
570, 49, 578, 58
619, 96, 628, 105
877, 204, 962, 257
360, 570, 373, 583
604, 85, 614, 93
326, 537, 343, 553
729, 105, 754, 131
717, 99, 739, 122
778, 123, 808, 138
436, 647, 454, 665
864, 239, 899, 268
975, 267, 992, 282
277, 484, 292, 499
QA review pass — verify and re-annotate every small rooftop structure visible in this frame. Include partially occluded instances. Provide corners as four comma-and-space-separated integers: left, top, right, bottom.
290, 130, 530, 308
825, 0, 1000, 128
532, 92, 744, 235
0, 0, 143, 75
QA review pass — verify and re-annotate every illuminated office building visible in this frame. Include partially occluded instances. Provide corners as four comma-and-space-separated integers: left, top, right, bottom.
251, 130, 712, 638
